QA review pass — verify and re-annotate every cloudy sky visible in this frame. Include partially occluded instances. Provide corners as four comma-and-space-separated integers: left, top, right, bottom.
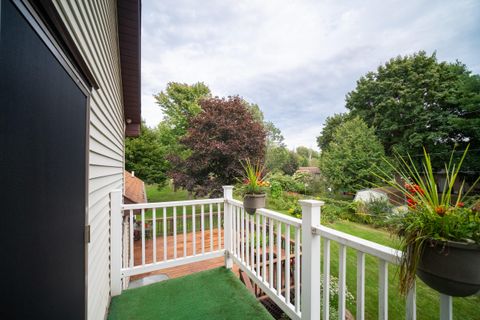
140, 0, 480, 150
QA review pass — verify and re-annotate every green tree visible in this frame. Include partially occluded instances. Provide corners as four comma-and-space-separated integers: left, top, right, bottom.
154, 82, 211, 136
316, 113, 350, 151
244, 101, 284, 146
346, 51, 480, 171
296, 146, 320, 166
265, 146, 300, 175
320, 117, 387, 192
125, 123, 170, 185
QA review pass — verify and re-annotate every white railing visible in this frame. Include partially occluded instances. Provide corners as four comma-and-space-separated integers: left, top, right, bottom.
110, 187, 455, 320
226, 198, 303, 320
110, 190, 226, 295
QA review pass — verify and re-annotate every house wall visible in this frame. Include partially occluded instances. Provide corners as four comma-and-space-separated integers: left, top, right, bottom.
52, 1, 125, 319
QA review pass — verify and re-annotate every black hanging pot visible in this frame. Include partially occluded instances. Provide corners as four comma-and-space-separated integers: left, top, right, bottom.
243, 193, 266, 215
416, 239, 480, 297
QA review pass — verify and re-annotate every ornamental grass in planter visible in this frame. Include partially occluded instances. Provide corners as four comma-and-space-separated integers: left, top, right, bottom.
376, 146, 480, 297
240, 159, 269, 215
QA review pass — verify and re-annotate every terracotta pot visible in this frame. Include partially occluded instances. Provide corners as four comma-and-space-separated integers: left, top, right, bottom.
243, 193, 266, 215
416, 240, 480, 297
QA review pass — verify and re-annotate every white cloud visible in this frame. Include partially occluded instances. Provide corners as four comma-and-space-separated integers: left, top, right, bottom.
141, 0, 480, 149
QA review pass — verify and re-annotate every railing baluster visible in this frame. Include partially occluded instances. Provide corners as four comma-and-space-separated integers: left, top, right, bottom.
440, 294, 452, 320
246, 213, 250, 267
236, 206, 240, 258
129, 209, 134, 267
173, 207, 177, 259
294, 227, 301, 314
323, 238, 330, 320
406, 281, 416, 320
201, 204, 205, 254
141, 208, 145, 265
192, 205, 196, 256
285, 224, 291, 305
183, 206, 187, 257
163, 207, 167, 260
209, 203, 213, 252
357, 251, 366, 320
256, 213, 260, 277
262, 215, 267, 281
232, 205, 236, 256
152, 208, 157, 263
241, 207, 245, 262
379, 259, 388, 320
338, 244, 347, 319
276, 221, 282, 295
251, 214, 255, 271
269, 218, 274, 289
217, 203, 221, 250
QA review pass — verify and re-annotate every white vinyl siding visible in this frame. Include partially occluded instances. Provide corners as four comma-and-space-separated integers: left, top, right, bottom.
53, 1, 125, 319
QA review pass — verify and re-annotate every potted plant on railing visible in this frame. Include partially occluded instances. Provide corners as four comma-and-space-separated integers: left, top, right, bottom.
240, 159, 269, 215
376, 146, 480, 297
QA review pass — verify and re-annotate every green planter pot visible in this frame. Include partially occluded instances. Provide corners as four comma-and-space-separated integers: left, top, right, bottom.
243, 193, 266, 215
416, 240, 480, 297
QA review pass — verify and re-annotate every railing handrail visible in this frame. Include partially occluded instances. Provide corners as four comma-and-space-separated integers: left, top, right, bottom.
122, 198, 224, 210
227, 199, 302, 228
313, 225, 402, 265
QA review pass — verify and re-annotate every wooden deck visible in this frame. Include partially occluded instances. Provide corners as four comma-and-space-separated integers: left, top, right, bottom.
130, 229, 240, 281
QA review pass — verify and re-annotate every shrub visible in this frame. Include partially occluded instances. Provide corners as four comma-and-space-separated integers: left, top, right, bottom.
270, 181, 283, 199
270, 172, 304, 193
318, 198, 357, 223
356, 198, 395, 227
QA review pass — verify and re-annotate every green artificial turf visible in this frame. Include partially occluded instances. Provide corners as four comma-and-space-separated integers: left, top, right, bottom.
108, 267, 273, 320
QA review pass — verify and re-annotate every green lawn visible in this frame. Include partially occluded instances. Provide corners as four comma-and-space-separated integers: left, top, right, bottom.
108, 267, 273, 320
142, 185, 479, 319
146, 183, 191, 203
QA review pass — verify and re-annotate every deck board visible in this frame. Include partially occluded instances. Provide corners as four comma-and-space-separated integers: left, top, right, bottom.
130, 229, 240, 280
129, 228, 295, 285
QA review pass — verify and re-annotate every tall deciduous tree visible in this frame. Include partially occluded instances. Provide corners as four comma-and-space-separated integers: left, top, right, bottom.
170, 96, 266, 196
125, 123, 170, 185
154, 82, 211, 136
296, 146, 320, 166
316, 113, 350, 151
346, 51, 480, 171
320, 117, 388, 192
265, 146, 300, 175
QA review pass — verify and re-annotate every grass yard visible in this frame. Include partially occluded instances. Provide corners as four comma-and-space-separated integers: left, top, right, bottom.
144, 184, 203, 218
146, 183, 191, 203
108, 267, 273, 320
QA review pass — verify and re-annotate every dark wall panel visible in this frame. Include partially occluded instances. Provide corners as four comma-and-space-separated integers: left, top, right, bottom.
0, 1, 87, 318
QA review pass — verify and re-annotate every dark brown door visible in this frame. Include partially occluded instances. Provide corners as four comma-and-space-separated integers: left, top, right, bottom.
0, 1, 87, 318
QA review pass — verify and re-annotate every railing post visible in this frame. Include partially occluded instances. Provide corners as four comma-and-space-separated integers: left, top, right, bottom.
110, 190, 123, 296
300, 200, 324, 320
223, 186, 234, 269
439, 294, 452, 320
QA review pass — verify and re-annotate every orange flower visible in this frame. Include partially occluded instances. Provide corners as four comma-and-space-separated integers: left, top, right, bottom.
435, 206, 446, 217
457, 202, 465, 208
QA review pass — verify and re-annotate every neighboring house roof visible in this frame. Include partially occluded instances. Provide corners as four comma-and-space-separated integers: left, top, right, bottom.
296, 167, 321, 175
124, 171, 147, 204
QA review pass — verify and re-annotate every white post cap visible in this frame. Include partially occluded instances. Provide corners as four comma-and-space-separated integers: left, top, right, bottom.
298, 199, 325, 208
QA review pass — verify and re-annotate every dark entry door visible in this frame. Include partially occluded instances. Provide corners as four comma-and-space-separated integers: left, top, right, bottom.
0, 1, 87, 319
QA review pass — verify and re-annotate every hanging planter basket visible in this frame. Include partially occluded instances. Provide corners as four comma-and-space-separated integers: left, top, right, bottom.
416, 240, 480, 297
243, 193, 266, 215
